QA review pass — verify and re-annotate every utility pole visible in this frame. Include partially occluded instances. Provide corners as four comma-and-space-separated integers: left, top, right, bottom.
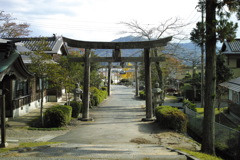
0, 94, 8, 148
200, 0, 205, 108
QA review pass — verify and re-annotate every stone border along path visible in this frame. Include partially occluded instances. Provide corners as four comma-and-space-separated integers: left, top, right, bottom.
1, 85, 199, 160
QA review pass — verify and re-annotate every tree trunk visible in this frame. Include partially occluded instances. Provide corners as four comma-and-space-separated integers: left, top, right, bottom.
40, 78, 44, 127
65, 88, 68, 104
201, 0, 216, 155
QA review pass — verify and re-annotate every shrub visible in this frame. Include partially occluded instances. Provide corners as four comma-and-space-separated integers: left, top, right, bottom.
183, 99, 197, 111
44, 105, 72, 128
139, 90, 146, 99
57, 105, 72, 123
68, 101, 82, 118
155, 105, 188, 133
90, 87, 108, 106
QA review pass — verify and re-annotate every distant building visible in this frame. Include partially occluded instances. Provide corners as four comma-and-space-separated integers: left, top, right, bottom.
221, 39, 240, 77
220, 77, 240, 120
4, 35, 69, 102
0, 35, 70, 118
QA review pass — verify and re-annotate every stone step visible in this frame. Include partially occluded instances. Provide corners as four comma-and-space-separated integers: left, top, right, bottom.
17, 143, 188, 160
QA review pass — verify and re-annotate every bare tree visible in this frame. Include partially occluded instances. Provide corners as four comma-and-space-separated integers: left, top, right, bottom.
121, 18, 189, 41
121, 18, 189, 102
0, 11, 31, 38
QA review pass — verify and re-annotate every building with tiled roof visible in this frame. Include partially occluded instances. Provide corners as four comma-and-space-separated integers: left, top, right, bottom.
221, 39, 240, 77
220, 77, 240, 120
4, 35, 69, 64
3, 35, 70, 102
0, 39, 36, 118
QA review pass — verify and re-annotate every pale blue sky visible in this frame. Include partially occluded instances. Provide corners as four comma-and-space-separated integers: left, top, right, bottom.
1, 0, 239, 42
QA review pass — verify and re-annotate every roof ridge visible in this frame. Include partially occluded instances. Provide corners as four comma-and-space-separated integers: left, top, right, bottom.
4, 35, 58, 42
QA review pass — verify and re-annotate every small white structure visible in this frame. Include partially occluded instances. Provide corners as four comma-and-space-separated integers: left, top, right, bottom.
220, 77, 240, 120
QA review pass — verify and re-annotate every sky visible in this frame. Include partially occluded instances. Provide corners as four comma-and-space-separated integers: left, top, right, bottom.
1, 0, 239, 42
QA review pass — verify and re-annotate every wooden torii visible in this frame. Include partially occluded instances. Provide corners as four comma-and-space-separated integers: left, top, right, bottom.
63, 36, 172, 121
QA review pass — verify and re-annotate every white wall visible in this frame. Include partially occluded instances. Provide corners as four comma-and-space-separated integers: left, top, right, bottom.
12, 96, 47, 118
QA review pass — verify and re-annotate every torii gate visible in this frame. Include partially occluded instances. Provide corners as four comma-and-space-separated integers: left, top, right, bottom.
63, 36, 172, 121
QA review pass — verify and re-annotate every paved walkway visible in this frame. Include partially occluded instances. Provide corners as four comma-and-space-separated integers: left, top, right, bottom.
46, 85, 188, 159
1, 85, 195, 160
50, 85, 152, 144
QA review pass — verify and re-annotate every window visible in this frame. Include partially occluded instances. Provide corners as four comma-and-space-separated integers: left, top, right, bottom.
15, 80, 28, 98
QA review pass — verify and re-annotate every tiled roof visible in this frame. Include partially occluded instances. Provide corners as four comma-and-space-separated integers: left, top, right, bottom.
228, 39, 240, 52
0, 39, 33, 81
4, 36, 57, 51
222, 39, 240, 54
0, 39, 19, 72
220, 77, 240, 92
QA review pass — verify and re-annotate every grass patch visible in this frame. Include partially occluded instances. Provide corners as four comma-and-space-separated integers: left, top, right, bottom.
165, 95, 178, 100
196, 108, 204, 114
19, 142, 60, 148
178, 148, 223, 160
165, 95, 178, 103
0, 147, 13, 153
215, 107, 228, 114
196, 107, 228, 115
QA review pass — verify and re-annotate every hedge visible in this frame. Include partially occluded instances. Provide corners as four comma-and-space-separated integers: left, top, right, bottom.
155, 105, 188, 133
90, 87, 108, 106
44, 105, 72, 128
66, 101, 82, 118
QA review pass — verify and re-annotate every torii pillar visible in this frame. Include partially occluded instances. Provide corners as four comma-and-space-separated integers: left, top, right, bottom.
142, 48, 154, 121
135, 62, 139, 97
107, 62, 112, 96
80, 48, 93, 121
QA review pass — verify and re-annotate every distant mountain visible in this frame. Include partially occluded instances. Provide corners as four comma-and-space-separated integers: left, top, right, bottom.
95, 36, 201, 56
72, 35, 204, 66
165, 42, 202, 66
112, 35, 146, 42
94, 35, 145, 57
177, 43, 201, 52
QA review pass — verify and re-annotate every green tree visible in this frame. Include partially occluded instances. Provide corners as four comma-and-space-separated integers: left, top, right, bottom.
55, 50, 103, 104
54, 55, 84, 104
89, 51, 104, 88
216, 53, 233, 109
22, 38, 60, 126
0, 11, 31, 38
190, 0, 239, 155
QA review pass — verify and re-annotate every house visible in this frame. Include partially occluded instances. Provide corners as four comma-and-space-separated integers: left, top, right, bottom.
5, 34, 69, 63
0, 39, 35, 118
4, 35, 69, 102
221, 39, 240, 77
220, 77, 240, 121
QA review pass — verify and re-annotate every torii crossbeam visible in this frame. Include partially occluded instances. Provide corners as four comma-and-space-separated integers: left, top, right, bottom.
63, 36, 172, 121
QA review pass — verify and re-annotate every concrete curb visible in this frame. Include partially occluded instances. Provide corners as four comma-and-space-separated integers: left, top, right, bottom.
166, 147, 200, 160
